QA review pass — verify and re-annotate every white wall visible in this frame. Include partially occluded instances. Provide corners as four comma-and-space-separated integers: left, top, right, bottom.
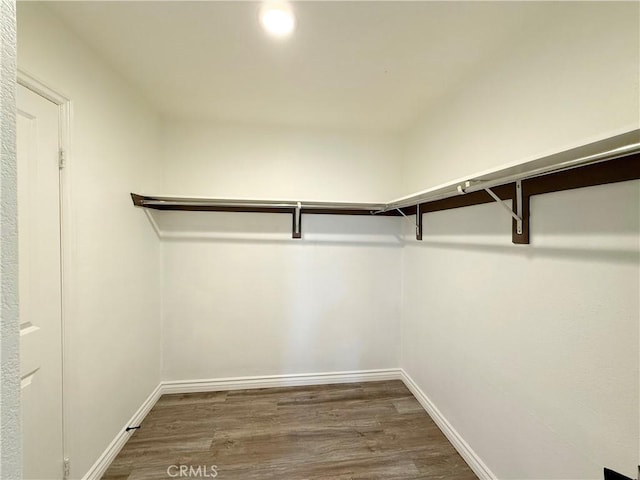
17, 4, 162, 478
158, 120, 403, 380
400, 2, 640, 478
402, 182, 639, 479
160, 213, 402, 380
11, 2, 639, 480
160, 119, 403, 202
0, 0, 20, 477
401, 1, 639, 193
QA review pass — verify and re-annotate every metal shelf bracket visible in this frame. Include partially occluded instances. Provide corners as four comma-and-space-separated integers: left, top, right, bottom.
459, 180, 523, 235
395, 206, 423, 240
292, 202, 302, 239
484, 180, 523, 235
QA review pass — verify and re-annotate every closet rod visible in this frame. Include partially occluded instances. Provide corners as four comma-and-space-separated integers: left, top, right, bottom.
377, 129, 640, 213
460, 144, 638, 195
132, 194, 389, 214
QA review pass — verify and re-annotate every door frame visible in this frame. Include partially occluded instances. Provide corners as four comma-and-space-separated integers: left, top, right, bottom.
17, 69, 72, 471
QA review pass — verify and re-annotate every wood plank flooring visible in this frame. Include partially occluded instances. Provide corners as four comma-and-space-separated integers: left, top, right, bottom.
102, 380, 477, 480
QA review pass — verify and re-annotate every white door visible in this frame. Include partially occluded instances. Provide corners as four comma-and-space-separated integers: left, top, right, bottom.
17, 83, 64, 479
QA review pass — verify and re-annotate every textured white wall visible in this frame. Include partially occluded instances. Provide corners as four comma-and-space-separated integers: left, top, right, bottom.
17, 4, 162, 478
160, 119, 403, 202
402, 181, 639, 479
0, 0, 20, 478
401, 1, 640, 193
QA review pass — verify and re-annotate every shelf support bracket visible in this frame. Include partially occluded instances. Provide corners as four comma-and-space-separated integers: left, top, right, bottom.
512, 180, 530, 245
484, 181, 523, 235
514, 180, 523, 236
396, 206, 423, 240
292, 202, 302, 239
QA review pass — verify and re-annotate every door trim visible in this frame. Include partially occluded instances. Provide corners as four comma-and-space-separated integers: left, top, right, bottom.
17, 69, 72, 470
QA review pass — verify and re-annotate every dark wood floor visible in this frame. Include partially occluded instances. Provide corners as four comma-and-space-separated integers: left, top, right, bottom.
102, 380, 477, 479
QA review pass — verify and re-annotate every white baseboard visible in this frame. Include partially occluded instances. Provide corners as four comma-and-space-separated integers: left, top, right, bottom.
161, 368, 403, 394
83, 369, 492, 480
82, 383, 163, 480
81, 369, 401, 478
399, 369, 497, 480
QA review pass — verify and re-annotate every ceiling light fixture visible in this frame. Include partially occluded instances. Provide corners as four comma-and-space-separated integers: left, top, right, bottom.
259, 2, 296, 38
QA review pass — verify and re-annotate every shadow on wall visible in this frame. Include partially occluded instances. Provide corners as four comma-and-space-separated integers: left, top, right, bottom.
148, 181, 639, 261
149, 209, 404, 247
408, 180, 639, 265
415, 241, 637, 265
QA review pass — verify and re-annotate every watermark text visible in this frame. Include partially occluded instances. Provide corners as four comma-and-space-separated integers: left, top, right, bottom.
167, 465, 218, 478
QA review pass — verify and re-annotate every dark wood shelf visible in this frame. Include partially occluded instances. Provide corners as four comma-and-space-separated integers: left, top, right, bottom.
132, 130, 640, 243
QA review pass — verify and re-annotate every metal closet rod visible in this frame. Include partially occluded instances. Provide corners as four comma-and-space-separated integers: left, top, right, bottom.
137, 197, 388, 212
377, 138, 640, 213
133, 129, 639, 213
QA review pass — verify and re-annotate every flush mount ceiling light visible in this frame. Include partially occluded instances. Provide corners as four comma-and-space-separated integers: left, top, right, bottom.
259, 2, 296, 38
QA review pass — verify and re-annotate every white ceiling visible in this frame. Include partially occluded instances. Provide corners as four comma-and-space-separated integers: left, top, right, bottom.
48, 1, 549, 132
